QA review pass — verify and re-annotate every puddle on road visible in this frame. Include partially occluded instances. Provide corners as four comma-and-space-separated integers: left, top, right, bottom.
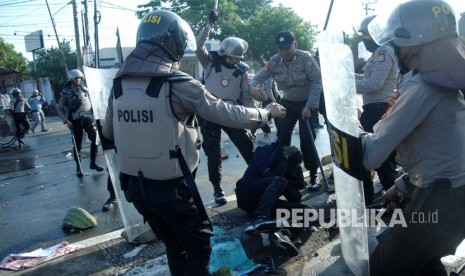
0, 158, 37, 174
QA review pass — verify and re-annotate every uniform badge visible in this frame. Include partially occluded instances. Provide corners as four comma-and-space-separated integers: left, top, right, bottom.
221, 76, 230, 87
377, 50, 386, 62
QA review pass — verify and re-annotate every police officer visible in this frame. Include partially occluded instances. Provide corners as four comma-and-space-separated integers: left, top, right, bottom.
356, 15, 399, 205
57, 69, 104, 177
195, 12, 264, 205
363, 0, 465, 274
28, 89, 49, 133
250, 30, 322, 190
102, 10, 285, 276
10, 88, 31, 148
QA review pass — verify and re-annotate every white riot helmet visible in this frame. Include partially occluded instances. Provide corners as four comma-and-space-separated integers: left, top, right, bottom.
10, 88, 21, 97
33, 89, 39, 96
218, 37, 248, 59
67, 69, 84, 82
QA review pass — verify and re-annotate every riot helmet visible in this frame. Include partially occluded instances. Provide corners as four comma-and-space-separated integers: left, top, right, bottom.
368, 0, 458, 47
136, 9, 196, 61
33, 89, 39, 96
359, 15, 379, 52
10, 88, 21, 97
68, 69, 84, 82
218, 37, 248, 59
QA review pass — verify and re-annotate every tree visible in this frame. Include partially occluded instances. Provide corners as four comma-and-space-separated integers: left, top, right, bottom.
0, 37, 28, 72
136, 0, 318, 70
31, 41, 77, 100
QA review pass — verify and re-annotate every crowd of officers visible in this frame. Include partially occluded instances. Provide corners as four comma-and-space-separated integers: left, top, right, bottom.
42, 0, 465, 275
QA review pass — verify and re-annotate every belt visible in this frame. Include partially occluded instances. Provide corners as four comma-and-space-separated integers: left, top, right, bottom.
362, 102, 388, 109
32, 110, 39, 112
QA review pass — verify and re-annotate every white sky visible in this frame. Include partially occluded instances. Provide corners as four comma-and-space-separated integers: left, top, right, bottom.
1, 0, 464, 61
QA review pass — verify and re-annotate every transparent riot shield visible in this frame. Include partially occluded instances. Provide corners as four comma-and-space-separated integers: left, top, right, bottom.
317, 31, 370, 276
83, 66, 152, 242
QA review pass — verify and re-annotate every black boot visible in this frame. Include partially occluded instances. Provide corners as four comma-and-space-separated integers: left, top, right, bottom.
213, 184, 227, 205
76, 165, 83, 177
307, 172, 320, 192
90, 144, 104, 172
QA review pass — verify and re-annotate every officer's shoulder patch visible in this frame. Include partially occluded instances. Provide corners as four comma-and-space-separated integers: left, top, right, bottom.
377, 50, 386, 62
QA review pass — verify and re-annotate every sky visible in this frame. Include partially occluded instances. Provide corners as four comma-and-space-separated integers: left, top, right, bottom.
1, 0, 464, 61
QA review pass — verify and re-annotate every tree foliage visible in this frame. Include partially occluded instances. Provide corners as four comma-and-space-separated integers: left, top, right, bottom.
136, 0, 319, 70
31, 41, 77, 100
0, 37, 28, 72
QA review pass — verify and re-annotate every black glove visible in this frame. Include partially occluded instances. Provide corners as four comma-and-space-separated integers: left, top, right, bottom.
261, 124, 271, 134
209, 9, 219, 25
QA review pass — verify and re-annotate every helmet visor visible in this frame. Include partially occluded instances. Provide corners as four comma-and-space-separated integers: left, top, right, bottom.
368, 4, 402, 46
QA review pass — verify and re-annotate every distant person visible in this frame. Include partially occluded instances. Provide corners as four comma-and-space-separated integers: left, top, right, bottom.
29, 89, 49, 133
250, 30, 323, 191
56, 69, 104, 177
10, 88, 31, 149
0, 89, 14, 133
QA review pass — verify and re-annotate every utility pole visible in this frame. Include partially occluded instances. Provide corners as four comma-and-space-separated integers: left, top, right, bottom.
83, 0, 90, 46
362, 0, 377, 15
72, 0, 83, 70
45, 0, 69, 73
94, 0, 100, 68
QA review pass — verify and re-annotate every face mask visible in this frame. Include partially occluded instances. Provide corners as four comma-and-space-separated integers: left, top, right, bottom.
363, 39, 379, 53
398, 53, 418, 75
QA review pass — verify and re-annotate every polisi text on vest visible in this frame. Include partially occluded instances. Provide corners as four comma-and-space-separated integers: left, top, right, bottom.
118, 109, 154, 123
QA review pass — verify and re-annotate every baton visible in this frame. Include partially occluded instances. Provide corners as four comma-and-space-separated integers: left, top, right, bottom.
71, 128, 84, 175
213, 0, 218, 10
302, 118, 330, 192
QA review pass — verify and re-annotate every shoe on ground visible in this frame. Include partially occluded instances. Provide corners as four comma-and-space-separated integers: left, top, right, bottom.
41, 129, 49, 132
102, 198, 117, 212
76, 170, 84, 177
244, 216, 280, 235
307, 183, 320, 192
214, 189, 227, 205
307, 177, 320, 192
269, 230, 299, 257
90, 163, 104, 172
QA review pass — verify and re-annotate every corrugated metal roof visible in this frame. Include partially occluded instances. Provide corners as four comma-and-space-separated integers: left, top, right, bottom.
0, 67, 20, 77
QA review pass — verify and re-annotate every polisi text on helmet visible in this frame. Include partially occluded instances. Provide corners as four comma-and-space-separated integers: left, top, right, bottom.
431, 4, 452, 17
118, 109, 154, 123
143, 15, 162, 24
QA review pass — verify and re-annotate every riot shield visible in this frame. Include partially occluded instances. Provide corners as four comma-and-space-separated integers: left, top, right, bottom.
317, 31, 370, 276
83, 66, 152, 242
